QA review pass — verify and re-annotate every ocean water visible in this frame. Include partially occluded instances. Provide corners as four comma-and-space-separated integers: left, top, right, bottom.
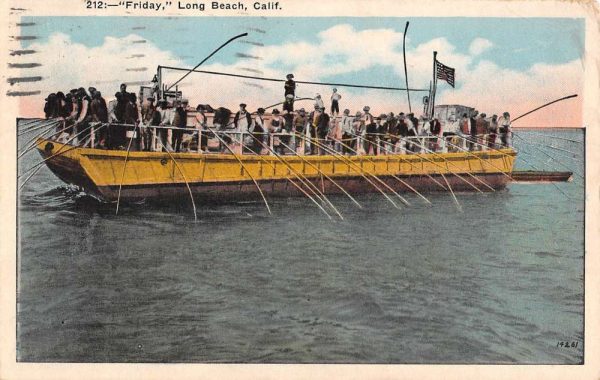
16, 127, 584, 363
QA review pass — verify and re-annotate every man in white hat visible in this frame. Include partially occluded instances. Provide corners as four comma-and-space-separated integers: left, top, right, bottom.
362, 106, 377, 155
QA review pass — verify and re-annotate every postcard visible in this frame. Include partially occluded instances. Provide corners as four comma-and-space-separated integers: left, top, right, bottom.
0, 0, 598, 379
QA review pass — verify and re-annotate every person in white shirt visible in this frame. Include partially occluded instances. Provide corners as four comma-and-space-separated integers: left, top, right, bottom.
330, 88, 342, 116
314, 94, 325, 109
194, 105, 208, 152
405, 114, 418, 153
352, 111, 364, 154
157, 100, 173, 151
340, 109, 354, 154
233, 104, 250, 131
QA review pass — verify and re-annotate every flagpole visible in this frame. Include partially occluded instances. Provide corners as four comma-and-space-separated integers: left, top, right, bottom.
425, 80, 432, 116
431, 51, 438, 119
402, 21, 412, 113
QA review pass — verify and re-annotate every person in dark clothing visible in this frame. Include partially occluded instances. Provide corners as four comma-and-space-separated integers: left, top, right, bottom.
251, 108, 266, 154
44, 93, 57, 119
90, 92, 109, 123
386, 113, 399, 152
55, 92, 69, 119
74, 88, 92, 144
429, 117, 442, 151
317, 107, 330, 154
284, 73, 296, 98
397, 113, 409, 137
88, 87, 98, 99
113, 92, 125, 122
365, 120, 378, 155
408, 113, 419, 133
64, 93, 73, 117
90, 91, 109, 147
283, 93, 294, 113
172, 99, 188, 152
119, 83, 129, 98
377, 114, 389, 154
469, 110, 479, 150
280, 97, 295, 153
122, 92, 139, 149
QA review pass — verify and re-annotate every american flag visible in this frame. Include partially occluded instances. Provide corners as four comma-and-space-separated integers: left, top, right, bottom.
436, 60, 455, 88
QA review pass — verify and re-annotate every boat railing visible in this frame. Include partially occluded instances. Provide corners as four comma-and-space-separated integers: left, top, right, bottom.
47, 121, 513, 156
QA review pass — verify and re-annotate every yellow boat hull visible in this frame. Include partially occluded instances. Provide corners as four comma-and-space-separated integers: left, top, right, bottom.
36, 138, 516, 202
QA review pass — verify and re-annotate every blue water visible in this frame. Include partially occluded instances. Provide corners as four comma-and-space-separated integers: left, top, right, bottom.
16, 127, 584, 363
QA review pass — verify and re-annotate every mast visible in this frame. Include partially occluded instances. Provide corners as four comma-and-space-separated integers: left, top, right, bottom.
402, 21, 412, 113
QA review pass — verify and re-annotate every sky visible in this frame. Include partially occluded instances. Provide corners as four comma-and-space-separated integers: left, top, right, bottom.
14, 16, 585, 127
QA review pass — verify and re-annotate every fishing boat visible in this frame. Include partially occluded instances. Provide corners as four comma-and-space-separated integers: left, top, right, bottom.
21, 33, 577, 214
33, 130, 517, 202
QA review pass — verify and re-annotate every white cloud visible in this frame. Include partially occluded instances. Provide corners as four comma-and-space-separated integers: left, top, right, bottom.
18, 26, 582, 126
469, 38, 493, 56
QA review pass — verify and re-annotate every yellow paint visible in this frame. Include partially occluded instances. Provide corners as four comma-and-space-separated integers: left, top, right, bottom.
37, 138, 516, 187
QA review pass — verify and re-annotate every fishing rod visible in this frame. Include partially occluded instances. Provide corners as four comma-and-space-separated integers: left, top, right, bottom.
205, 125, 272, 215
276, 139, 363, 209
315, 134, 412, 206
115, 122, 141, 216
293, 132, 403, 209
439, 136, 515, 181
166, 33, 248, 92
514, 137, 582, 160
515, 149, 574, 199
154, 134, 199, 222
355, 132, 449, 191
17, 118, 52, 131
18, 118, 61, 136
511, 94, 578, 123
160, 65, 431, 92
247, 133, 345, 219
361, 133, 461, 210
370, 135, 465, 208
18, 123, 104, 189
18, 121, 66, 159
519, 129, 583, 144
239, 138, 334, 219
388, 135, 491, 192
513, 133, 583, 179
332, 133, 431, 205
245, 133, 343, 220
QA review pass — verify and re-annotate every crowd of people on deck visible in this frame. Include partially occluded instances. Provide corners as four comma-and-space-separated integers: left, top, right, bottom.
42, 74, 512, 155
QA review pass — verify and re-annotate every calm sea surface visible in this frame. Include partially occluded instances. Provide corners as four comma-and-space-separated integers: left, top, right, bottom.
16, 127, 584, 363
